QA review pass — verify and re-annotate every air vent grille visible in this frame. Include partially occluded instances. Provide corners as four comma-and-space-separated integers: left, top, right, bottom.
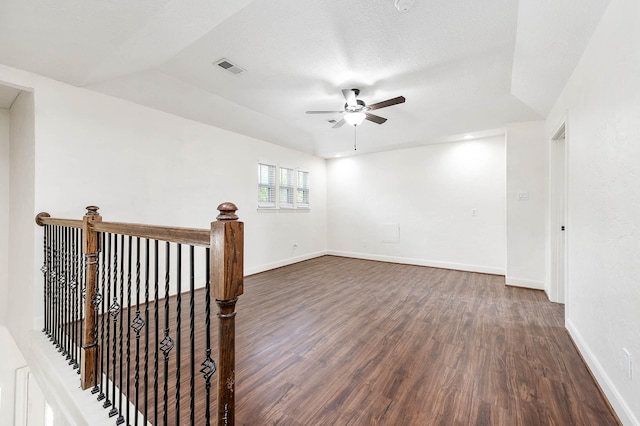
215, 58, 246, 75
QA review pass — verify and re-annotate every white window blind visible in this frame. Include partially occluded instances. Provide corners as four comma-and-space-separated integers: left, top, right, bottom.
258, 163, 276, 208
279, 167, 295, 208
297, 170, 310, 208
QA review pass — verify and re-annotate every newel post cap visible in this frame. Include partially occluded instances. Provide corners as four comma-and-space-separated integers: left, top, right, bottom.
217, 202, 239, 221
35, 212, 51, 226
85, 206, 100, 216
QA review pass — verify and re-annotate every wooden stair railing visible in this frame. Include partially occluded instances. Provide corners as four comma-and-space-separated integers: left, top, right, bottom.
35, 203, 243, 426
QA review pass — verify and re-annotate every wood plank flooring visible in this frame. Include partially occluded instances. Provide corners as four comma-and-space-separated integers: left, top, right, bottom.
231, 256, 618, 425
89, 255, 619, 425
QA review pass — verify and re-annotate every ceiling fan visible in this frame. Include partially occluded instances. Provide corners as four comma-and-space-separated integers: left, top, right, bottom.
306, 89, 406, 128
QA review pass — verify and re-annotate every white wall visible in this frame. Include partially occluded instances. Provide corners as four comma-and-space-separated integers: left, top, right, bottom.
31, 78, 327, 278
0, 327, 28, 426
505, 121, 547, 289
546, 0, 640, 423
327, 136, 506, 274
0, 108, 9, 325
8, 90, 35, 351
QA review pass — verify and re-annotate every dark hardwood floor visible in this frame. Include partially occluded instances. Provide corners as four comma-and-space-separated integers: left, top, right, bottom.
91, 255, 619, 425
231, 256, 618, 425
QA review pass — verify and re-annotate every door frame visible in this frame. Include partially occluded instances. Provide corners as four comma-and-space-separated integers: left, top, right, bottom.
548, 119, 568, 306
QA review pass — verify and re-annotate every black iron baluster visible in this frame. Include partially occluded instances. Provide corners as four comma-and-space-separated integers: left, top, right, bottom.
91, 232, 103, 395
200, 248, 215, 426
54, 225, 61, 349
71, 228, 80, 370
78, 227, 85, 376
161, 242, 174, 426
175, 243, 182, 426
63, 227, 73, 365
123, 236, 133, 426
103, 233, 113, 410
116, 234, 125, 426
131, 237, 146, 426
98, 232, 109, 402
61, 227, 67, 357
153, 240, 159, 426
189, 245, 195, 426
109, 235, 120, 418
143, 238, 150, 425
41, 224, 50, 336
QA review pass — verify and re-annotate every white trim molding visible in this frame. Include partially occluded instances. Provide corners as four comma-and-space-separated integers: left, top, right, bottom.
505, 276, 545, 290
566, 319, 638, 426
327, 251, 505, 276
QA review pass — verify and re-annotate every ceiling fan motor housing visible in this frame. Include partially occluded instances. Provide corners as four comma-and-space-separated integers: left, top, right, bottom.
345, 99, 368, 112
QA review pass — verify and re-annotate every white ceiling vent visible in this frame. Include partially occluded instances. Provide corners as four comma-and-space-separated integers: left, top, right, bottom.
215, 58, 246, 75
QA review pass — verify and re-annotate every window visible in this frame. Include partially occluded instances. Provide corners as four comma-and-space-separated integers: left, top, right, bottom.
258, 164, 309, 209
297, 170, 309, 208
279, 167, 295, 208
258, 163, 276, 208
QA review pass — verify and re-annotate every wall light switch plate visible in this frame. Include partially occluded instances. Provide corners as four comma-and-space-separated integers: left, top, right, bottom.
518, 192, 529, 200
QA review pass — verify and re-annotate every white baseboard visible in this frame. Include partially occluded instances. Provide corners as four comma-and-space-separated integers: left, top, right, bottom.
566, 319, 639, 426
505, 276, 545, 290
325, 250, 505, 275
245, 250, 328, 276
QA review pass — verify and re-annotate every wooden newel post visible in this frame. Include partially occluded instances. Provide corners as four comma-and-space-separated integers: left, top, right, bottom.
210, 202, 244, 426
80, 205, 102, 390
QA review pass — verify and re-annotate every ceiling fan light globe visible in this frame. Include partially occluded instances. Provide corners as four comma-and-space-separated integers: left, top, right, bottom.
345, 112, 366, 126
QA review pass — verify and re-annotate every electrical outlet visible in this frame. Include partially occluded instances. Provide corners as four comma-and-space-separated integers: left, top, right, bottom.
361, 240, 367, 248
471, 208, 478, 217
622, 348, 632, 379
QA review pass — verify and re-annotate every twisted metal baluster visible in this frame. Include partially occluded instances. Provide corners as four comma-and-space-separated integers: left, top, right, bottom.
102, 233, 112, 409
41, 224, 50, 336
131, 237, 146, 426
71, 228, 80, 370
90, 232, 103, 395
161, 242, 174, 426
189, 245, 195, 426
143, 238, 150, 425
175, 244, 182, 426
97, 232, 109, 401
115, 234, 125, 426
63, 227, 70, 360
53, 225, 61, 348
200, 248, 216, 426
108, 235, 120, 419
78, 227, 85, 375
153, 240, 160, 426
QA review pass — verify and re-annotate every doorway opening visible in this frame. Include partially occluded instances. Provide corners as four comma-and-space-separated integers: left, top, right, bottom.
549, 122, 567, 305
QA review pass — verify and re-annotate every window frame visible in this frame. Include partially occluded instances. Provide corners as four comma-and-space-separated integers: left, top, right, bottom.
279, 167, 295, 209
296, 169, 310, 209
257, 163, 277, 208
257, 163, 310, 210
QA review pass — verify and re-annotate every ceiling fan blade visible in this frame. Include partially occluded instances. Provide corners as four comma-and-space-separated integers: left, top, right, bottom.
332, 118, 346, 128
365, 112, 387, 124
306, 110, 344, 114
367, 96, 406, 111
342, 89, 357, 107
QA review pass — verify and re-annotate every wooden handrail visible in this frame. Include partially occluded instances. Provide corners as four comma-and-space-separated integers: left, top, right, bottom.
36, 213, 211, 247
91, 221, 210, 247
35, 213, 82, 229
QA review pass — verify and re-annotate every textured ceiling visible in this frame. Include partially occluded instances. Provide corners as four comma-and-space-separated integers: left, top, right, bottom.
0, 0, 610, 157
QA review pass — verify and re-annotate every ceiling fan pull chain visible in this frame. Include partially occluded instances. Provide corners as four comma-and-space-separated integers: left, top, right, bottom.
354, 125, 357, 150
